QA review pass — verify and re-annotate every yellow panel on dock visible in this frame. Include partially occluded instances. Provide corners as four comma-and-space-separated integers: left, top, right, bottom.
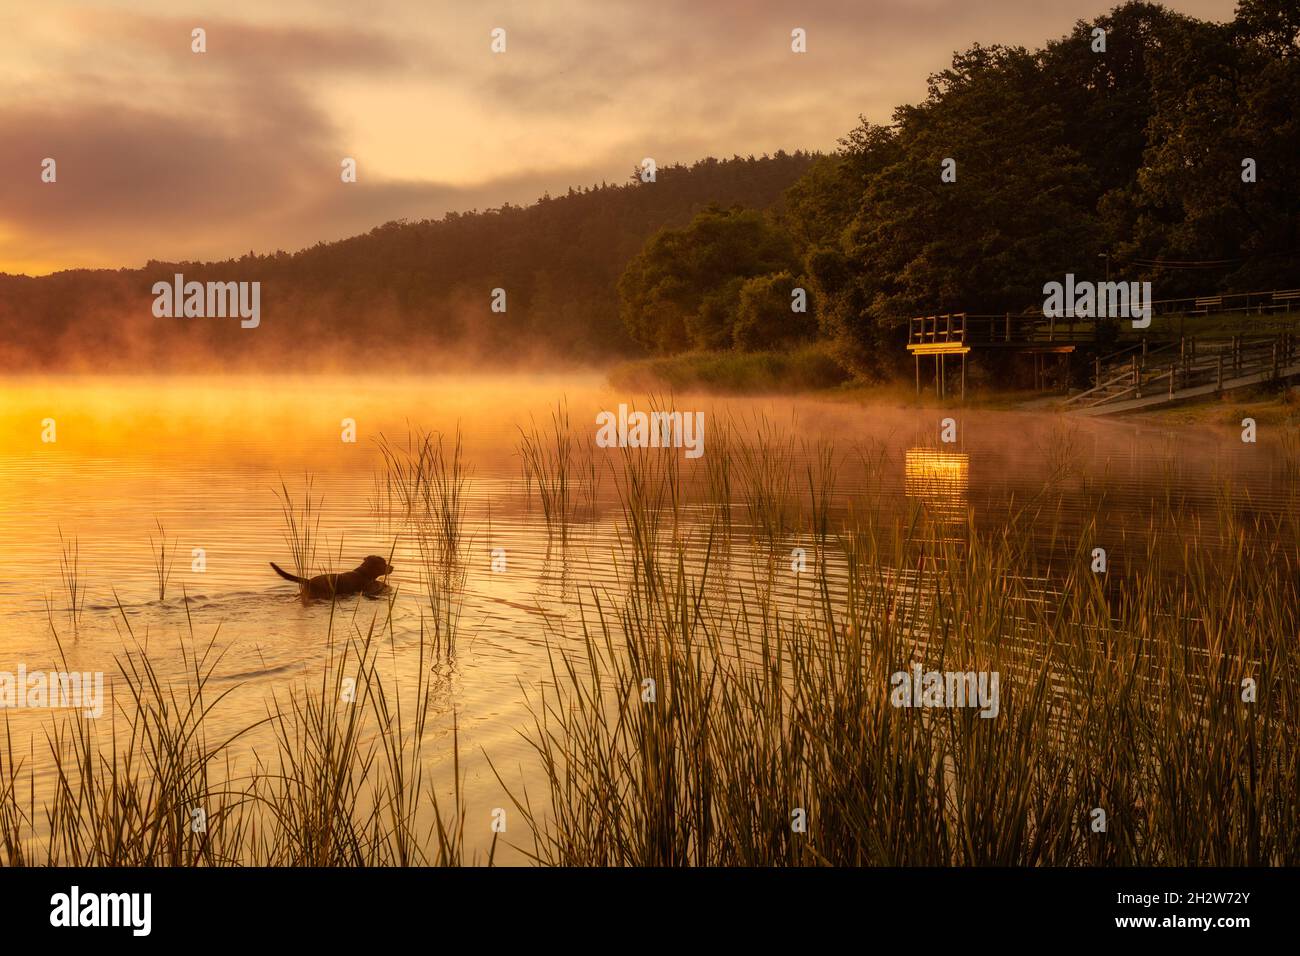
907, 343, 971, 355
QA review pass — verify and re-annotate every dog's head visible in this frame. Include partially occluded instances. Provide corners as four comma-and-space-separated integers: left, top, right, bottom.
358, 555, 394, 579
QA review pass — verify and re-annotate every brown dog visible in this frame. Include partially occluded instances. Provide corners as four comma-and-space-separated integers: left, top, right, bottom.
270, 555, 394, 599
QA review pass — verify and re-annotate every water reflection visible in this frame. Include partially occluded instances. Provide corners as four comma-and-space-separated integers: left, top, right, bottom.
0, 375, 1292, 861
904, 447, 970, 529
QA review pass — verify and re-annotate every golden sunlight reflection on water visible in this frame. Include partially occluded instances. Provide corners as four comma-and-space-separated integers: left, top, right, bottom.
0, 374, 1289, 859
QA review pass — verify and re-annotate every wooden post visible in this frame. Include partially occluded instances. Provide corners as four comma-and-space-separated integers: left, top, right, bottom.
961, 352, 967, 403
1217, 352, 1223, 390
1133, 354, 1142, 399
915, 354, 920, 396
1094, 356, 1101, 387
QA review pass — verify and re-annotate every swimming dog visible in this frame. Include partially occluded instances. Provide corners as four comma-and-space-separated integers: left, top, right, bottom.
270, 555, 393, 599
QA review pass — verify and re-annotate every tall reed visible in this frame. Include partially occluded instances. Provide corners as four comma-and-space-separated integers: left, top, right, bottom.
499, 428, 1300, 866
149, 518, 177, 601
377, 428, 470, 655
518, 402, 574, 544
56, 527, 84, 632
275, 476, 321, 589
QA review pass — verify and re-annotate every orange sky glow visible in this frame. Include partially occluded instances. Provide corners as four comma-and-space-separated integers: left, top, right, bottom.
0, 0, 1238, 275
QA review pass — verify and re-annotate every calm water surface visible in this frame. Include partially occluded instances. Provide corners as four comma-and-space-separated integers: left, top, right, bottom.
0, 374, 1290, 860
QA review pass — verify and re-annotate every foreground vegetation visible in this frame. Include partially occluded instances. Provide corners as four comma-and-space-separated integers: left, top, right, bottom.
4, 414, 1298, 865
502, 423, 1300, 865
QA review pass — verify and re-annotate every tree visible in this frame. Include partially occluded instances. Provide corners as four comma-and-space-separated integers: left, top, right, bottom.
1103, 0, 1300, 291
618, 204, 799, 353
732, 271, 816, 350
788, 44, 1097, 376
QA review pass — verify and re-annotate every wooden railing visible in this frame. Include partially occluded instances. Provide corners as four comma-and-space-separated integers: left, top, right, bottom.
908, 312, 1098, 347
1064, 334, 1299, 408
908, 313, 967, 346
1150, 288, 1300, 318
909, 288, 1300, 350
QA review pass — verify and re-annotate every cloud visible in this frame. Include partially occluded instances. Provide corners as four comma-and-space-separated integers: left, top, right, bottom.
72, 10, 416, 73
0, 0, 1241, 273
0, 93, 621, 272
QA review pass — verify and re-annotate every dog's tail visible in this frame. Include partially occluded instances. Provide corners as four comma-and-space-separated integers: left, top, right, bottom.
270, 562, 308, 585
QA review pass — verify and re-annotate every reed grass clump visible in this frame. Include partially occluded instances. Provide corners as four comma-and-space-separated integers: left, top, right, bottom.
377, 428, 470, 655
500, 429, 1300, 866
518, 403, 575, 544
55, 527, 85, 632
0, 594, 470, 866
275, 476, 321, 589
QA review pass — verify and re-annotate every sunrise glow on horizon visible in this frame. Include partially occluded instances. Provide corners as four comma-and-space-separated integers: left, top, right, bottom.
0, 0, 1238, 276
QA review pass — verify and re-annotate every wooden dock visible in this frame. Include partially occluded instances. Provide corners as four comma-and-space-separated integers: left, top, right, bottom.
907, 287, 1300, 404
1065, 333, 1300, 416
907, 312, 1090, 400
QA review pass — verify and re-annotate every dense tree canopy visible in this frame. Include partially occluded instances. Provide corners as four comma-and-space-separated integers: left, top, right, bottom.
621, 1, 1299, 378
618, 205, 801, 353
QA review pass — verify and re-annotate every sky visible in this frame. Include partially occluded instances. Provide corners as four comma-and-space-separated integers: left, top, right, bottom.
0, 0, 1240, 275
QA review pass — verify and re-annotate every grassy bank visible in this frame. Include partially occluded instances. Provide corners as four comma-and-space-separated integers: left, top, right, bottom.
607, 343, 852, 394
1129, 384, 1300, 428
607, 345, 1077, 409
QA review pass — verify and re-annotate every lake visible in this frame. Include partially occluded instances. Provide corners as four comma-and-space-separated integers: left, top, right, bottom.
0, 374, 1293, 863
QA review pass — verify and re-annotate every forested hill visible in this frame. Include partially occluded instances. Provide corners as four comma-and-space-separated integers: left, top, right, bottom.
8, 1, 1297, 381
0, 152, 816, 371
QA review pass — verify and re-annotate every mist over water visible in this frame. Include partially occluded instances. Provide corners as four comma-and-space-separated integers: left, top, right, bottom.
0, 373, 1289, 859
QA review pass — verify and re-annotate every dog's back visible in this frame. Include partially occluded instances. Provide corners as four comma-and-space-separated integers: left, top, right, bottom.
270, 556, 393, 600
